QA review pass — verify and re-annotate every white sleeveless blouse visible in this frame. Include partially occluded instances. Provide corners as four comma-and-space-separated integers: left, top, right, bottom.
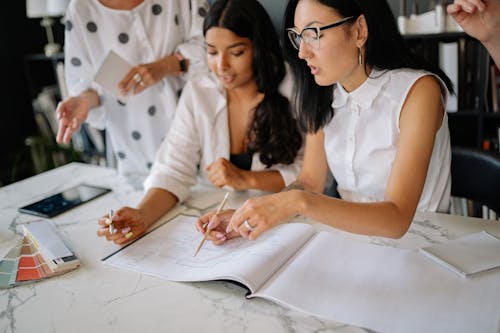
323, 68, 451, 212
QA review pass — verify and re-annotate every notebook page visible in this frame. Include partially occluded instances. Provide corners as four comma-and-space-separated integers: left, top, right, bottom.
104, 215, 315, 293
252, 231, 500, 333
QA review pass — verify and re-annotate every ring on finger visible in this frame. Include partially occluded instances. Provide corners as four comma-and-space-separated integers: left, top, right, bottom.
243, 219, 254, 232
133, 73, 142, 83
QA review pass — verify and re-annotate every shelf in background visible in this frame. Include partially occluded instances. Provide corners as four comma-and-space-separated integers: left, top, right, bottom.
402, 32, 467, 41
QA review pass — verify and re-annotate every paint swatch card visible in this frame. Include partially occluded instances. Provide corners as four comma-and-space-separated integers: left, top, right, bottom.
0, 221, 80, 289
0, 239, 23, 288
23, 220, 80, 273
94, 50, 132, 103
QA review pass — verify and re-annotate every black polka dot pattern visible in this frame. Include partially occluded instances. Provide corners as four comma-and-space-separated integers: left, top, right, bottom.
117, 99, 126, 106
117, 151, 126, 159
148, 106, 156, 116
87, 21, 98, 33
65, 20, 73, 31
147, 162, 153, 169
71, 57, 82, 67
198, 7, 207, 17
118, 33, 129, 44
132, 131, 141, 140
174, 15, 179, 25
152, 4, 162, 15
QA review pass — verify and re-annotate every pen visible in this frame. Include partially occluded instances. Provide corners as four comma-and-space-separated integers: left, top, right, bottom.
108, 209, 115, 234
193, 192, 230, 257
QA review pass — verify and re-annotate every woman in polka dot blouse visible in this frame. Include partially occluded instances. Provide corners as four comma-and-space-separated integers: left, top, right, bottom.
56, 0, 209, 180
97, 0, 304, 245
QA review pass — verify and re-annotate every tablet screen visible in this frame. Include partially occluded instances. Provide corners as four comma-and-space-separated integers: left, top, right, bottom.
18, 184, 111, 218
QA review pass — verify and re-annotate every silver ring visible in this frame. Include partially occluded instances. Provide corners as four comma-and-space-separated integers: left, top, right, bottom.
243, 220, 254, 232
133, 73, 142, 83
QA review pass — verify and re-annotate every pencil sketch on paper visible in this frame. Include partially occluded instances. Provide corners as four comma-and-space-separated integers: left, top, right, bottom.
104, 214, 314, 286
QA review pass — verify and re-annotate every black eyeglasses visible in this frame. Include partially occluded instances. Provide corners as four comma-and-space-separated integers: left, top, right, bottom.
286, 16, 355, 50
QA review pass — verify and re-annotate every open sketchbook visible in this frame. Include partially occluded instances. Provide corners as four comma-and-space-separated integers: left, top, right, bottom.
104, 215, 500, 333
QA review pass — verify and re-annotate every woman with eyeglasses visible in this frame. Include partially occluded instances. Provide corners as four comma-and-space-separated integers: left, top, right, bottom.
197, 0, 454, 243
97, 0, 303, 245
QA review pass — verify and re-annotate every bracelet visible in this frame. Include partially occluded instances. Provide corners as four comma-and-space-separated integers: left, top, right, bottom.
179, 58, 187, 73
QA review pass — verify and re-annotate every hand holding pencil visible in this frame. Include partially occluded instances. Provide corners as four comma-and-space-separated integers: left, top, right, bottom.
193, 192, 232, 256
97, 207, 148, 245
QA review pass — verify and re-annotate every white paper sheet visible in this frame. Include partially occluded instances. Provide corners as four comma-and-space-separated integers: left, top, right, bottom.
253, 231, 500, 333
419, 231, 500, 277
94, 50, 132, 103
104, 215, 315, 293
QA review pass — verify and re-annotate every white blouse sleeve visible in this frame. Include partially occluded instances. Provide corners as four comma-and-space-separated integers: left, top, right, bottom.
143, 81, 202, 202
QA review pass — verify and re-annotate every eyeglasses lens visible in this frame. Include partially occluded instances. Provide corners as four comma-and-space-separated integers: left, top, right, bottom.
287, 29, 319, 50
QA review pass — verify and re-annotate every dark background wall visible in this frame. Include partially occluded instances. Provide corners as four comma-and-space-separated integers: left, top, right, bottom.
0, 2, 65, 186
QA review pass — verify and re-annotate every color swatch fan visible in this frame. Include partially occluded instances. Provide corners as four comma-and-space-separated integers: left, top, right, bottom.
0, 220, 80, 288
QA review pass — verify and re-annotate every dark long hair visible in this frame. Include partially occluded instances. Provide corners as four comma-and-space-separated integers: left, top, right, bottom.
283, 0, 454, 133
204, 0, 302, 167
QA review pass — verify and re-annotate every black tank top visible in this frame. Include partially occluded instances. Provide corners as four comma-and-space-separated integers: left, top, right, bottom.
230, 152, 252, 171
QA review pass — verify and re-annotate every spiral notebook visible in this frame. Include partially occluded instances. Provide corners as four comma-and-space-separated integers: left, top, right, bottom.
419, 231, 500, 278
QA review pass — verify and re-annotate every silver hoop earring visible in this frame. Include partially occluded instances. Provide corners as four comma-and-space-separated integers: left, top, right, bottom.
358, 47, 363, 65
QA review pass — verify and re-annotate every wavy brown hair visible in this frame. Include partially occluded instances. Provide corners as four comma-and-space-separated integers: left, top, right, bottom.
204, 0, 302, 167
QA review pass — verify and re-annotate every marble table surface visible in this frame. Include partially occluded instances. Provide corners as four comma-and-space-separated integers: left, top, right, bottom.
1, 162, 499, 333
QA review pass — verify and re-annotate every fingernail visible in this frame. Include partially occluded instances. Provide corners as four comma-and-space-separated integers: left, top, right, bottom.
226, 225, 232, 233
121, 227, 131, 234
215, 232, 225, 239
125, 232, 133, 239
207, 219, 216, 230
104, 218, 112, 225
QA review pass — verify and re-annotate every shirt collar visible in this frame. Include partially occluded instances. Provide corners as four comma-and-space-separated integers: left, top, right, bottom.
198, 72, 227, 114
331, 68, 389, 110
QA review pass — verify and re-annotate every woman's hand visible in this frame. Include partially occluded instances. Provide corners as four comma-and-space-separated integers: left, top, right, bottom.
56, 90, 99, 144
206, 158, 249, 190
447, 0, 500, 43
196, 209, 241, 245
227, 191, 302, 240
119, 54, 187, 96
97, 207, 148, 245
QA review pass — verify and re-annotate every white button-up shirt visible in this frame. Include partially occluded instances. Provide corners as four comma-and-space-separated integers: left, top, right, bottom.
324, 68, 451, 212
144, 72, 303, 202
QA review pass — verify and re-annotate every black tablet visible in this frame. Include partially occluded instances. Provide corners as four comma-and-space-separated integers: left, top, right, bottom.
18, 184, 112, 218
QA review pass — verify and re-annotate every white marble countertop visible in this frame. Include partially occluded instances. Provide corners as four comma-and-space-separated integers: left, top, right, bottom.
1, 162, 499, 333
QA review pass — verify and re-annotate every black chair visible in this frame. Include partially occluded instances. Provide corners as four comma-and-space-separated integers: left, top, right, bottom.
451, 146, 500, 216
